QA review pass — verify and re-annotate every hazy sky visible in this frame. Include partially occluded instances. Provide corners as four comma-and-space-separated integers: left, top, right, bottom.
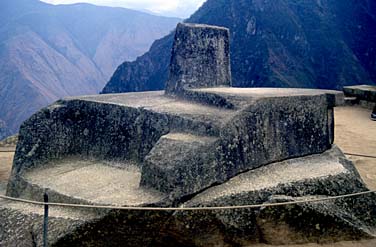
41, 0, 206, 18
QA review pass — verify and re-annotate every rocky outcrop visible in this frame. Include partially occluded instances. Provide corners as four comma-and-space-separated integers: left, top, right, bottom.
2, 23, 375, 246
0, 0, 180, 137
102, 0, 376, 94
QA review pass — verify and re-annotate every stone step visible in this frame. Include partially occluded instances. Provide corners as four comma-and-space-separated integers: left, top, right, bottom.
192, 87, 345, 107
163, 146, 376, 245
74, 91, 237, 136
140, 133, 219, 198
343, 85, 376, 102
18, 158, 166, 206
344, 96, 359, 106
185, 146, 361, 206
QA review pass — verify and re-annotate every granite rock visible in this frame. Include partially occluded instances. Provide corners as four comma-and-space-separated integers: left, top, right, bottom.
0, 199, 98, 247
7, 88, 338, 202
158, 147, 376, 246
343, 85, 376, 102
2, 23, 375, 246
165, 23, 231, 95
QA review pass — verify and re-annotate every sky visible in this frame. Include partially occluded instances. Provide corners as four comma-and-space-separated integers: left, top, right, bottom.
40, 0, 206, 18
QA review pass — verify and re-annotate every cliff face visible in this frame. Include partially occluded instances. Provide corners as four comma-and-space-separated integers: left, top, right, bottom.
0, 0, 180, 135
102, 0, 376, 94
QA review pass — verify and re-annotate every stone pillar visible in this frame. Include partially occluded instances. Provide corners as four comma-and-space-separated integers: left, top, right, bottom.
165, 23, 232, 95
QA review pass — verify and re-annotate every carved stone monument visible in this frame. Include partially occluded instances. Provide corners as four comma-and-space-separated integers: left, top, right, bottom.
166, 23, 231, 94
1, 23, 375, 246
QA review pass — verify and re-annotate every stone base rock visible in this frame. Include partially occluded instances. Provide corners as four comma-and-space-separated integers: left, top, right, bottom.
3, 147, 374, 247
1, 22, 373, 246
0, 199, 98, 247
343, 85, 376, 103
157, 147, 376, 246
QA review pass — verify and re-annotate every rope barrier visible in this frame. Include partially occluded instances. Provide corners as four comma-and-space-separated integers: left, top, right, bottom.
2, 151, 375, 158
344, 152, 376, 159
0, 190, 375, 211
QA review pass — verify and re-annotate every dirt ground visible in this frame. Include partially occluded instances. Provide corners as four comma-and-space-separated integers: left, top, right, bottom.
0, 135, 16, 186
0, 151, 13, 185
334, 106, 376, 190
0, 106, 375, 246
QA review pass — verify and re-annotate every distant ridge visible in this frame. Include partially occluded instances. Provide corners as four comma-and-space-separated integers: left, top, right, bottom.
0, 0, 180, 136
102, 0, 376, 94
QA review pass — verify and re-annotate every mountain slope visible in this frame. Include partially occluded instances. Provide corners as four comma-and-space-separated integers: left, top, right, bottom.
102, 0, 376, 94
0, 0, 179, 134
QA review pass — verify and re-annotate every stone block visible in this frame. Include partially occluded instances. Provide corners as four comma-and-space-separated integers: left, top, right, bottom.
160, 147, 376, 246
343, 85, 376, 102
165, 23, 231, 95
3, 22, 374, 246
141, 133, 219, 198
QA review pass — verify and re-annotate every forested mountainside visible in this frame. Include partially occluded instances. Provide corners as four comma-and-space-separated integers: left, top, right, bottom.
102, 0, 376, 94
0, 0, 179, 138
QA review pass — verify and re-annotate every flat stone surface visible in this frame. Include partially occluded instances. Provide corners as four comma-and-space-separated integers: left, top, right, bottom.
71, 87, 343, 113
185, 147, 350, 206
344, 85, 376, 91
69, 91, 237, 125
193, 87, 344, 107
179, 23, 229, 31
24, 159, 166, 206
194, 87, 341, 97
343, 85, 376, 102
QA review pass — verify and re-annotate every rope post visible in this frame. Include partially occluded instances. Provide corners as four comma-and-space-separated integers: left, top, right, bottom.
43, 192, 49, 247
